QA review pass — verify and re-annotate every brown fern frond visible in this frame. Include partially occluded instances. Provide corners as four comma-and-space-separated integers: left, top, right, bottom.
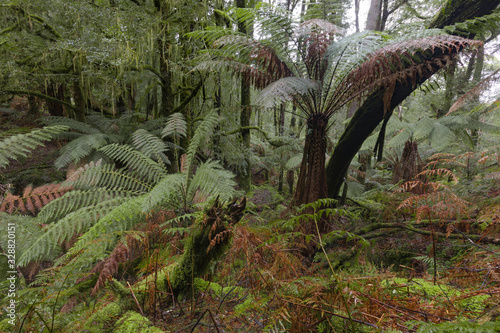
447, 68, 500, 115
90, 233, 145, 296
346, 36, 482, 115
0, 183, 72, 215
417, 168, 458, 182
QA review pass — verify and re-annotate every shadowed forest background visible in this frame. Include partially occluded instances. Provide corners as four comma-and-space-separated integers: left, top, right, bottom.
0, 0, 499, 332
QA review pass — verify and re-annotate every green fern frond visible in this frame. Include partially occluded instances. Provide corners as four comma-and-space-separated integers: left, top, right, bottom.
37, 188, 139, 224
99, 144, 168, 184
131, 129, 170, 165
85, 113, 117, 133
18, 197, 130, 267
70, 163, 153, 192
413, 116, 435, 141
40, 117, 100, 135
0, 125, 68, 169
428, 122, 455, 149
55, 133, 122, 169
185, 111, 220, 175
444, 11, 500, 37
0, 213, 44, 256
161, 112, 187, 140
258, 77, 321, 108
142, 173, 186, 211
387, 126, 415, 148
69, 194, 147, 255
285, 153, 303, 170
187, 160, 238, 204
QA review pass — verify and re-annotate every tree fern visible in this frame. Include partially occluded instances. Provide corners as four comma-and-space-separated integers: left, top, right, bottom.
161, 112, 187, 140
18, 197, 131, 266
187, 160, 238, 203
55, 133, 122, 169
184, 110, 220, 174
131, 128, 170, 165
0, 213, 44, 258
0, 125, 68, 169
99, 143, 168, 184
68, 194, 147, 255
71, 163, 153, 192
37, 188, 139, 224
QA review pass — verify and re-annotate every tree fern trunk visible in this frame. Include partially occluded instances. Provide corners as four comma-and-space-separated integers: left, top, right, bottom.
293, 114, 328, 205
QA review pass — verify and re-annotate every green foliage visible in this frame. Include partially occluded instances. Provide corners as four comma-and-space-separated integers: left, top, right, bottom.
417, 321, 500, 333
0, 125, 68, 169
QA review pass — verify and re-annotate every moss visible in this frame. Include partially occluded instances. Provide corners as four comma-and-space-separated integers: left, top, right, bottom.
417, 321, 500, 333
0, 318, 15, 332
82, 302, 123, 333
385, 278, 491, 312
193, 278, 245, 298
114, 311, 164, 333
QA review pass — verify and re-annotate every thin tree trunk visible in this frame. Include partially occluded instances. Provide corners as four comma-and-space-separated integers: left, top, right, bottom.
237, 0, 252, 192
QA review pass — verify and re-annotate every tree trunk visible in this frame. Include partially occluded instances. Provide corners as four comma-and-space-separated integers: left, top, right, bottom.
46, 84, 65, 117
237, 0, 252, 192
365, 0, 382, 31
325, 0, 500, 199
293, 114, 328, 205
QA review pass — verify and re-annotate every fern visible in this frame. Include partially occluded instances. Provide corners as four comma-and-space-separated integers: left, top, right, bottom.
99, 143, 168, 184
0, 125, 68, 169
37, 188, 139, 224
184, 110, 220, 175
18, 197, 131, 266
161, 112, 187, 140
187, 160, 238, 203
0, 183, 71, 215
0, 213, 44, 257
142, 173, 185, 212
55, 133, 122, 169
68, 194, 147, 255
131, 129, 170, 165
71, 162, 154, 193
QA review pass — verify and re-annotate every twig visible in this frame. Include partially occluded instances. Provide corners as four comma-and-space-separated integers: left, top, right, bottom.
452, 226, 500, 256
127, 281, 145, 316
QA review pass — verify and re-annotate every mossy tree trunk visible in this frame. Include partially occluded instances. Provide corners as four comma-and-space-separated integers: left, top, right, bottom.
237, 0, 252, 192
167, 197, 246, 298
325, 0, 500, 199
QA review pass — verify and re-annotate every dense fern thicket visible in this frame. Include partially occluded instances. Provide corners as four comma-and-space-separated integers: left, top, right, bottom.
1, 0, 500, 332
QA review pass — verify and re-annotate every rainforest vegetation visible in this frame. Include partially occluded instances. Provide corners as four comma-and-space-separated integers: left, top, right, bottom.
1, 0, 500, 331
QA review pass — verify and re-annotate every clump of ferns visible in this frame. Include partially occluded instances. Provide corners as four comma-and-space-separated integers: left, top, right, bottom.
396, 166, 469, 223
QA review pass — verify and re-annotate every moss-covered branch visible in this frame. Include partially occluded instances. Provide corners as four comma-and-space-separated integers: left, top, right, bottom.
324, 221, 500, 249
1, 89, 83, 117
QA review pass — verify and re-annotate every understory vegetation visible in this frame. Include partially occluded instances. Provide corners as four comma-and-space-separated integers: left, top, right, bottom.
0, 0, 499, 332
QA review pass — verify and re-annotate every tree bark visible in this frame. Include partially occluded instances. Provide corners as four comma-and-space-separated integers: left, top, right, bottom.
237, 0, 252, 192
293, 114, 328, 206
326, 0, 500, 199
365, 0, 382, 31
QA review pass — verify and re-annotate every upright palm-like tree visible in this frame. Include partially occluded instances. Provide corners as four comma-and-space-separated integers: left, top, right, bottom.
193, 3, 481, 205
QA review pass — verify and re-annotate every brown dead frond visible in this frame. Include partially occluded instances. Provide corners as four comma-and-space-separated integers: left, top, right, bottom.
447, 68, 500, 115
0, 183, 72, 215
345, 36, 482, 116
